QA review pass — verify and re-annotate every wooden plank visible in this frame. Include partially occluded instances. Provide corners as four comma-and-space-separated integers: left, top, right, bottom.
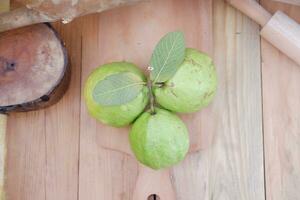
44, 21, 82, 200
5, 19, 82, 200
260, 2, 300, 200
79, 14, 138, 200
79, 0, 213, 199
0, 2, 9, 200
176, 0, 265, 197
208, 0, 264, 198
79, 0, 265, 199
3, 0, 266, 199
174, 0, 264, 199
5, 5, 45, 200
7, 112, 46, 200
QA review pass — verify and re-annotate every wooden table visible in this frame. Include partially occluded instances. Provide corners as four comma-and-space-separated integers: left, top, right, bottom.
5, 0, 300, 199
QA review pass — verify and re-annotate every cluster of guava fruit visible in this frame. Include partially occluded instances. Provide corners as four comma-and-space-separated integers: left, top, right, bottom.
84, 32, 217, 170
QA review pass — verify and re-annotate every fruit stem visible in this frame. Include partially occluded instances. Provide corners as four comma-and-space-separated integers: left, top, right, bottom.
147, 79, 156, 115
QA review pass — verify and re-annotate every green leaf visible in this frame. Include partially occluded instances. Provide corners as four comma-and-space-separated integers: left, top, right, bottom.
92, 72, 145, 106
150, 31, 185, 83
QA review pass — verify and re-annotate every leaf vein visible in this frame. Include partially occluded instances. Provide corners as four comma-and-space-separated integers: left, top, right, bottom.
153, 35, 179, 83
94, 82, 145, 97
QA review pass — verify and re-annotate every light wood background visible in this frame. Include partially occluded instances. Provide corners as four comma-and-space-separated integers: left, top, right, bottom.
261, 1, 300, 200
4, 0, 300, 199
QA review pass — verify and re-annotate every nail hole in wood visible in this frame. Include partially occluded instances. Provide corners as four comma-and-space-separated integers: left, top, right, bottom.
5, 62, 16, 71
147, 194, 160, 200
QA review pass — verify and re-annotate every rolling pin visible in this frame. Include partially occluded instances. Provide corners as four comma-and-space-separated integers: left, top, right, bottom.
0, 0, 146, 33
226, 0, 300, 66
0, 23, 69, 199
273, 0, 300, 6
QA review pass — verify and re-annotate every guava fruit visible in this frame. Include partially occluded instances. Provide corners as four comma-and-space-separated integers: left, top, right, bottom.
153, 48, 217, 113
84, 62, 149, 127
129, 108, 189, 170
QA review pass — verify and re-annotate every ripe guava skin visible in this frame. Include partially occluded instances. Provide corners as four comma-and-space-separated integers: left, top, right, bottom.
129, 108, 190, 170
84, 62, 149, 127
154, 48, 217, 113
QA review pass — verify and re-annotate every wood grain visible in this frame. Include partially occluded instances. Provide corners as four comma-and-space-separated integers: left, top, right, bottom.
226, 1, 300, 66
4, 0, 269, 199
79, 0, 214, 199
79, 0, 265, 199
226, 0, 272, 26
133, 166, 175, 200
7, 111, 46, 200
5, 19, 82, 200
0, 114, 7, 200
261, 1, 300, 200
79, 14, 138, 200
0, 3, 9, 200
0, 0, 147, 33
173, 1, 264, 199
44, 21, 82, 200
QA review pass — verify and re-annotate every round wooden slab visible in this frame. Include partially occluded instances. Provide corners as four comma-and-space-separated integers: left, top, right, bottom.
0, 23, 69, 113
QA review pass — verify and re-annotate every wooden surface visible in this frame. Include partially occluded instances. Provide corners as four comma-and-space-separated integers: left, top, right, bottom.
80, 1, 212, 199
6, 18, 82, 200
0, 3, 9, 200
0, 114, 7, 200
226, 1, 300, 66
3, 0, 300, 200
133, 166, 175, 200
261, 1, 300, 200
226, 0, 272, 25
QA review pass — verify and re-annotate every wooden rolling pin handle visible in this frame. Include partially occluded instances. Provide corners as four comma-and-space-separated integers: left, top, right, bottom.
227, 0, 300, 66
261, 11, 300, 66
226, 0, 272, 26
0, 114, 7, 200
272, 0, 300, 6
0, 7, 54, 33
133, 165, 176, 200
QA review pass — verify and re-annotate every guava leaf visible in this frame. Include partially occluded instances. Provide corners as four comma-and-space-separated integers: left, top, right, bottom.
92, 72, 145, 106
150, 31, 185, 83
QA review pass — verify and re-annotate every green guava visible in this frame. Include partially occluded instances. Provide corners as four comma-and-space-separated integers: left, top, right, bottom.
84, 62, 149, 127
153, 48, 217, 113
129, 108, 189, 170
